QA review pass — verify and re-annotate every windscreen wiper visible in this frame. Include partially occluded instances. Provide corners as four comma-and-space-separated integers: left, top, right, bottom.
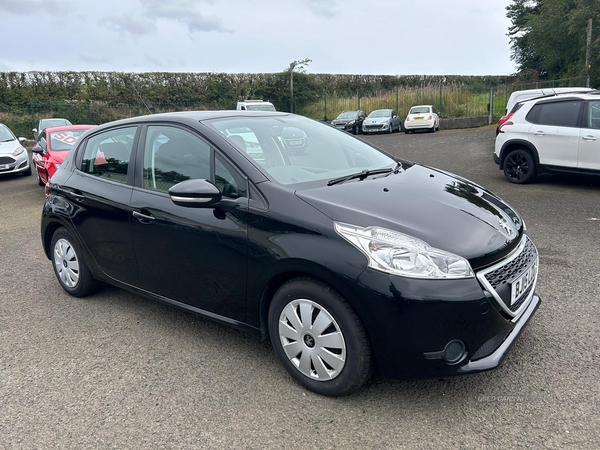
327, 168, 393, 186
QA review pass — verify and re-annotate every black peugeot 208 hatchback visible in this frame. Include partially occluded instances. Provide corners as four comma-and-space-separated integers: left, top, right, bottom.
41, 111, 540, 396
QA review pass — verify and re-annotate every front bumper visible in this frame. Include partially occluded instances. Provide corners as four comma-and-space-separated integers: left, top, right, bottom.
363, 123, 390, 133
0, 153, 30, 175
350, 267, 540, 380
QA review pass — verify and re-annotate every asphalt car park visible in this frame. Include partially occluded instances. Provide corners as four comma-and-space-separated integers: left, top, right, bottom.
0, 126, 598, 448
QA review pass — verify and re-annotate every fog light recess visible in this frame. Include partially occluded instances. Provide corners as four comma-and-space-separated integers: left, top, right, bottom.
443, 340, 466, 365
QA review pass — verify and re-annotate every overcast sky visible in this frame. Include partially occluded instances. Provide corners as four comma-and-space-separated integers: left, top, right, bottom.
0, 0, 516, 75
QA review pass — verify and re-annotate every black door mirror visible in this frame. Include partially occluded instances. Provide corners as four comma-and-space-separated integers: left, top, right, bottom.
168, 179, 222, 208
31, 145, 44, 154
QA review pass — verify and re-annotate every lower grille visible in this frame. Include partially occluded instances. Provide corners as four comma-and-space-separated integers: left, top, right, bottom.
0, 156, 16, 164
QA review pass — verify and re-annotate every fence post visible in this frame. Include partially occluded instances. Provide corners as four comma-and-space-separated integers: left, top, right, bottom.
324, 92, 327, 121
439, 83, 443, 113
489, 87, 494, 124
87, 101, 92, 123
30, 100, 34, 129
396, 86, 399, 113
357, 90, 360, 110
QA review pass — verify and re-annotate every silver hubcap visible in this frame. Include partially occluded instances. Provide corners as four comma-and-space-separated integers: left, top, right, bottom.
278, 299, 346, 381
53, 238, 80, 288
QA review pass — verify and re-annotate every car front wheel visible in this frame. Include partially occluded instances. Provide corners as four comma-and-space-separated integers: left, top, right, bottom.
35, 168, 44, 186
51, 227, 101, 297
268, 277, 373, 396
503, 149, 537, 184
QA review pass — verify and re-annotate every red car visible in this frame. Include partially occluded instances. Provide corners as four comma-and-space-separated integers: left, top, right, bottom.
32, 125, 95, 186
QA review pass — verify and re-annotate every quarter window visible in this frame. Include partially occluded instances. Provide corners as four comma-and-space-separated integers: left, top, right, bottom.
80, 127, 136, 184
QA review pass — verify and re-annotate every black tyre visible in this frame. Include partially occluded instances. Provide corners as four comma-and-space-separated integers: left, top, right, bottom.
405, 130, 409, 134
429, 125, 435, 133
268, 277, 373, 396
51, 227, 101, 297
388, 122, 393, 133
503, 149, 537, 184
22, 165, 32, 176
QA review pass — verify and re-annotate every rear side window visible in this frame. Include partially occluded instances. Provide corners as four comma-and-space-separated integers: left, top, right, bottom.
80, 127, 137, 184
526, 101, 582, 128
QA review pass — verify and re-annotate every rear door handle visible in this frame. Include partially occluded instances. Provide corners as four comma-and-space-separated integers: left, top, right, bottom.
582, 135, 597, 141
133, 211, 155, 222
533, 131, 546, 136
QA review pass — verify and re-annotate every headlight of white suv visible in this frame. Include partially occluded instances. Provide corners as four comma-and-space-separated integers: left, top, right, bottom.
12, 147, 25, 157
334, 222, 474, 279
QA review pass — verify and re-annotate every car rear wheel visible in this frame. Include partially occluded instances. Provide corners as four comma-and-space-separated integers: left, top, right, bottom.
268, 277, 373, 396
51, 227, 101, 297
503, 149, 537, 184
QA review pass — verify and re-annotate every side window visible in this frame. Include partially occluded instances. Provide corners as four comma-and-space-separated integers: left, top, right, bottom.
215, 154, 246, 199
80, 127, 136, 184
527, 101, 582, 128
142, 126, 211, 193
586, 101, 600, 129
39, 131, 47, 151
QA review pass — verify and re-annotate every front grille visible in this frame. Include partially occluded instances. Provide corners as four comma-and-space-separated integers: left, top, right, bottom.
472, 330, 510, 360
0, 156, 16, 164
484, 238, 537, 289
477, 235, 538, 318
364, 125, 383, 130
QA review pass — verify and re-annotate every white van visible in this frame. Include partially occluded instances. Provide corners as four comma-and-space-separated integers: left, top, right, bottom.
236, 100, 276, 111
504, 87, 592, 115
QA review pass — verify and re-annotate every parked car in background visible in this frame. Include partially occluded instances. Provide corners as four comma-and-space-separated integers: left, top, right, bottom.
32, 125, 95, 186
33, 118, 72, 140
331, 110, 366, 135
42, 111, 540, 396
236, 100, 276, 111
0, 123, 31, 177
495, 91, 600, 183
362, 109, 401, 134
404, 105, 440, 133
496, 87, 593, 135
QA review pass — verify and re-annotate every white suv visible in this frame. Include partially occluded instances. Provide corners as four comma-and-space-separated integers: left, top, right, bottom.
494, 91, 600, 183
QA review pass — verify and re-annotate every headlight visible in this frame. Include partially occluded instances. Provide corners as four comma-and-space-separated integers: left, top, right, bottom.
347, 120, 355, 126
12, 147, 25, 157
335, 222, 474, 279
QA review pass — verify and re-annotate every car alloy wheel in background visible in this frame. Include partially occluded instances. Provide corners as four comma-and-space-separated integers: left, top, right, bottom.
504, 149, 537, 184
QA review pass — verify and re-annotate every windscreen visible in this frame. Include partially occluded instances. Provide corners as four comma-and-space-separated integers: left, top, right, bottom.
49, 129, 89, 151
336, 111, 358, 119
210, 115, 395, 187
368, 110, 391, 118
0, 126, 16, 142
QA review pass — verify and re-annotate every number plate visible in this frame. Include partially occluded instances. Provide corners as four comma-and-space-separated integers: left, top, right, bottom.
414, 117, 424, 120
511, 263, 537, 304
0, 164, 9, 170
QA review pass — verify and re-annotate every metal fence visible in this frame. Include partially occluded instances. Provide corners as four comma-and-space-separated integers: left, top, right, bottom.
0, 75, 591, 138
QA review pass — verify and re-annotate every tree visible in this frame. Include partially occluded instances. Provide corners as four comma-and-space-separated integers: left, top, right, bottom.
506, 0, 600, 86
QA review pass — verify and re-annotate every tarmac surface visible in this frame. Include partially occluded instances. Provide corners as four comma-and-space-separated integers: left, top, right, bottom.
0, 126, 598, 449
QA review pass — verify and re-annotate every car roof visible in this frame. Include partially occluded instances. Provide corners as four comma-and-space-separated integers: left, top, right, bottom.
410, 105, 433, 108
520, 90, 600, 107
44, 125, 96, 133
89, 110, 291, 132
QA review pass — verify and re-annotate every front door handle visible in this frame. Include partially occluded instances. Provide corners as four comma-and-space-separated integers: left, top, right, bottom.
133, 211, 155, 223
533, 131, 546, 136
582, 135, 597, 141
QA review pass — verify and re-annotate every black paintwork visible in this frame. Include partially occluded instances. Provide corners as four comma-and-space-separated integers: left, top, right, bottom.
41, 111, 540, 380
